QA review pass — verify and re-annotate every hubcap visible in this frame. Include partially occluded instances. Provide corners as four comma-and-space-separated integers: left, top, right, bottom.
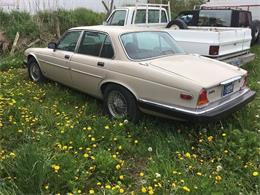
107, 90, 127, 118
30, 63, 40, 81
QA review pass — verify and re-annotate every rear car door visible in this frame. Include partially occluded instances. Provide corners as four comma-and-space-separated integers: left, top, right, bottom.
69, 31, 115, 97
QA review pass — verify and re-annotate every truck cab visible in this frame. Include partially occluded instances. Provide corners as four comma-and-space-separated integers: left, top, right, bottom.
105, 3, 171, 28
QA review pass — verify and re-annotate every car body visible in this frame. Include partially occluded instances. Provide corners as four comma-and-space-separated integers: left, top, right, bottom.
24, 25, 256, 122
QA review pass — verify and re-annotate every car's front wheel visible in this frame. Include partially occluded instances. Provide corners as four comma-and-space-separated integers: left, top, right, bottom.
28, 59, 45, 82
103, 84, 140, 123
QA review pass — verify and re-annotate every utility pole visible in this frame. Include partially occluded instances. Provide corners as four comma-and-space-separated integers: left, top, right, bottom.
16, 0, 20, 10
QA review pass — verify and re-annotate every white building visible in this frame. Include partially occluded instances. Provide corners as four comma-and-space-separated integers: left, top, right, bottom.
0, 0, 147, 13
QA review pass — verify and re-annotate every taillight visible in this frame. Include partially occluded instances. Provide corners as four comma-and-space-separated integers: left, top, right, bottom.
197, 89, 209, 106
180, 93, 193, 100
209, 46, 219, 56
241, 75, 247, 89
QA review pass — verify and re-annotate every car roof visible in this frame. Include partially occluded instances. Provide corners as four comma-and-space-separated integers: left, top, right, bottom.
70, 25, 162, 34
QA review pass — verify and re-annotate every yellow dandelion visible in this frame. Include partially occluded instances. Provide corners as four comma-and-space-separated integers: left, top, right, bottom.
196, 172, 202, 176
116, 164, 121, 170
119, 188, 124, 193
215, 175, 222, 182
252, 171, 259, 176
89, 189, 95, 194
222, 133, 227, 137
134, 140, 138, 144
139, 172, 144, 177
141, 186, 147, 193
119, 175, 124, 180
44, 184, 49, 190
105, 125, 109, 129
207, 136, 214, 142
83, 153, 89, 158
182, 186, 190, 192
105, 185, 111, 189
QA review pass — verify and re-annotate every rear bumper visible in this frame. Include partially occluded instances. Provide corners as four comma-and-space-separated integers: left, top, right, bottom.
138, 88, 256, 121
210, 52, 255, 66
222, 53, 255, 66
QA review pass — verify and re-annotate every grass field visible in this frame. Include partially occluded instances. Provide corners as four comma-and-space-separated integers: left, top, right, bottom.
0, 46, 259, 194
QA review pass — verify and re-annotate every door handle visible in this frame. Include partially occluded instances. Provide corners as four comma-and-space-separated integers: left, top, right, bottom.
64, 55, 70, 59
97, 62, 105, 67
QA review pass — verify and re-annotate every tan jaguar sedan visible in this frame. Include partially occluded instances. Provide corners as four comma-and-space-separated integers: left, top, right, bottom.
24, 26, 256, 122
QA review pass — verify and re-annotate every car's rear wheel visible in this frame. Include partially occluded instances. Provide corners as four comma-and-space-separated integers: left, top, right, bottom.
28, 59, 45, 82
103, 84, 140, 123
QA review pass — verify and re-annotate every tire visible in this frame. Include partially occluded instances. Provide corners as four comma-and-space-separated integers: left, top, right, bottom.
103, 84, 140, 123
166, 19, 188, 29
28, 58, 45, 82
251, 20, 260, 45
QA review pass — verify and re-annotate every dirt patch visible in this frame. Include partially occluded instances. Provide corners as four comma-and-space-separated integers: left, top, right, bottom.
0, 32, 9, 53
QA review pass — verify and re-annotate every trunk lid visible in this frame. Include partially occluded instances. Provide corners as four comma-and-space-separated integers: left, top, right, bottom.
148, 54, 246, 88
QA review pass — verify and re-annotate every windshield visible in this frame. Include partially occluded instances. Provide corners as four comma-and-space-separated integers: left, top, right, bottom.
121, 31, 184, 60
198, 10, 232, 27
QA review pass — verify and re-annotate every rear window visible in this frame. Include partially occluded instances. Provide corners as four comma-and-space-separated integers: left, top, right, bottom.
198, 10, 232, 27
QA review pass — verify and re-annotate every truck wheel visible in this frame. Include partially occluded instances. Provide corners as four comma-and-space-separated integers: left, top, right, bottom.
166, 19, 188, 29
103, 84, 140, 123
251, 20, 260, 44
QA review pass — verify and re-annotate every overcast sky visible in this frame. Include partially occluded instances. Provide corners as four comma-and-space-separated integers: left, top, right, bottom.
0, 0, 147, 12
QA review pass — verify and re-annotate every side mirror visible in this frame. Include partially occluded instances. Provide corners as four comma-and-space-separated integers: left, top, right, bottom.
48, 42, 57, 49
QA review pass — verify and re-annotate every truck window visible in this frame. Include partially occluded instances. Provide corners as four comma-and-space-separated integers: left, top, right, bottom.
239, 12, 250, 27
198, 10, 232, 27
135, 9, 146, 24
107, 10, 126, 26
178, 13, 194, 25
149, 10, 160, 23
161, 11, 167, 23
135, 9, 168, 24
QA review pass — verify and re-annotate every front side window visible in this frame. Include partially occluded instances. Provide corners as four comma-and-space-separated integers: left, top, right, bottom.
198, 10, 232, 27
78, 31, 106, 57
57, 31, 81, 52
121, 31, 184, 60
108, 10, 126, 26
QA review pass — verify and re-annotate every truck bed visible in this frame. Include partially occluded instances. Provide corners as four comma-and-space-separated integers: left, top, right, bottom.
164, 27, 252, 58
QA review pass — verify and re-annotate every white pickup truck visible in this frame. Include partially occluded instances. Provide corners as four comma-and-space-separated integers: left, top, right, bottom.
104, 2, 255, 66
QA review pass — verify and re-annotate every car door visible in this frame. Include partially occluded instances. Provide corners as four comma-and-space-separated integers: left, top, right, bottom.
41, 30, 82, 85
69, 31, 115, 98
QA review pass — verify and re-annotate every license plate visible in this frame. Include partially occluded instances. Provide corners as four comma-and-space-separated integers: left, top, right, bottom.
229, 58, 241, 66
222, 82, 234, 96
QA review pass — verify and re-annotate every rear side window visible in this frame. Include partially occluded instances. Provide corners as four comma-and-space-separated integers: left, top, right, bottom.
78, 32, 106, 57
239, 12, 250, 27
100, 36, 114, 59
108, 10, 126, 26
